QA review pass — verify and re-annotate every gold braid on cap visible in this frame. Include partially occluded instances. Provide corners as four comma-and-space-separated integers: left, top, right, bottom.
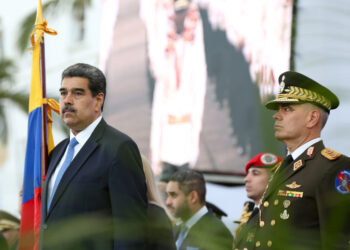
277, 86, 331, 110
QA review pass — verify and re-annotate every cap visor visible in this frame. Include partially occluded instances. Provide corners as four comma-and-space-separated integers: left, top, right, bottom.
265, 98, 301, 110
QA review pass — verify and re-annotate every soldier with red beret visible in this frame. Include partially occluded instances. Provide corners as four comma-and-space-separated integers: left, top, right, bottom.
233, 153, 282, 249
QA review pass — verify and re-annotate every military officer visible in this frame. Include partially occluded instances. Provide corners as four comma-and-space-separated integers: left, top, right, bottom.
252, 71, 350, 250
233, 153, 282, 250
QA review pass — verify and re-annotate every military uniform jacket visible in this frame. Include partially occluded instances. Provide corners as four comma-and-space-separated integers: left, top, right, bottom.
233, 207, 259, 250
253, 141, 350, 250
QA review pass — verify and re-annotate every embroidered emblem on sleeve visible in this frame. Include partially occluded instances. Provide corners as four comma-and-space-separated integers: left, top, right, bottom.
321, 148, 341, 160
335, 170, 350, 194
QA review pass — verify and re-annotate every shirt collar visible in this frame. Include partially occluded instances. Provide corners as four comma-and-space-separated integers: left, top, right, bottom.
183, 205, 208, 230
290, 138, 321, 160
70, 116, 102, 145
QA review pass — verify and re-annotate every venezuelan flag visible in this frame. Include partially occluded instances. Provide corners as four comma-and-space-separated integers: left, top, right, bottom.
18, 0, 57, 249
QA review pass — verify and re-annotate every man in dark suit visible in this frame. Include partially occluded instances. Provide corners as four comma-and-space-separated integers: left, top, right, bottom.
251, 71, 350, 249
166, 169, 232, 250
39, 63, 148, 250
233, 153, 282, 250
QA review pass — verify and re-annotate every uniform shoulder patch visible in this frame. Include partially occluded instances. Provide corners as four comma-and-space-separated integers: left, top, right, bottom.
321, 148, 341, 161
335, 170, 350, 194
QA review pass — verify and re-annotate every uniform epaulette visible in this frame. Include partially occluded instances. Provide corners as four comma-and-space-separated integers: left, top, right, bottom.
321, 148, 341, 160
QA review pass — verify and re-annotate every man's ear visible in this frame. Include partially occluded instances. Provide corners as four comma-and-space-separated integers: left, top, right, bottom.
188, 190, 199, 204
94, 93, 104, 111
306, 109, 321, 129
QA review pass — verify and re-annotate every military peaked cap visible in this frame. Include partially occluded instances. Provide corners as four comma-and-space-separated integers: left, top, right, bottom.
0, 210, 20, 231
265, 71, 339, 112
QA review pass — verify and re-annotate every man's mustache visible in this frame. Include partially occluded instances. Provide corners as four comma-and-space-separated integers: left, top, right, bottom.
62, 105, 76, 113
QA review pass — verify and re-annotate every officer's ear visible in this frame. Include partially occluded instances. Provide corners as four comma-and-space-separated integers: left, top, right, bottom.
306, 108, 321, 129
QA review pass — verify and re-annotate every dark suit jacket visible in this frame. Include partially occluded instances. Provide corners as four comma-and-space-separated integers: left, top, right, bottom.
146, 203, 176, 250
39, 119, 148, 250
176, 211, 233, 250
254, 141, 350, 250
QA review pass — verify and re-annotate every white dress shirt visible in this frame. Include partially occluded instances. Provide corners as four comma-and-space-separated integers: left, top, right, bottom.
47, 116, 102, 198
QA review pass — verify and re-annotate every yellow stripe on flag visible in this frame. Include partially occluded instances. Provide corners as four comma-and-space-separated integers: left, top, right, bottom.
29, 0, 57, 113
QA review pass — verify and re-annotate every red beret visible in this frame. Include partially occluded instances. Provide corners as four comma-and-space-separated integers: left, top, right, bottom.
245, 153, 283, 174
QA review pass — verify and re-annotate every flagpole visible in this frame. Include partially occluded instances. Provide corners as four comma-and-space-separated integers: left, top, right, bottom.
40, 38, 49, 187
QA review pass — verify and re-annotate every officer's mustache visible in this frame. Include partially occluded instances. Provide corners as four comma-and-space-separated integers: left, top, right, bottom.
62, 105, 76, 114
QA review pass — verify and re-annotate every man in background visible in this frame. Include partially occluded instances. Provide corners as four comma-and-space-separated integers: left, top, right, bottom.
166, 169, 232, 250
233, 152, 282, 249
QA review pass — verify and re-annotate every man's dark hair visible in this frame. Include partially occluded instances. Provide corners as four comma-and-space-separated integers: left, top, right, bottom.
169, 169, 206, 204
62, 63, 106, 110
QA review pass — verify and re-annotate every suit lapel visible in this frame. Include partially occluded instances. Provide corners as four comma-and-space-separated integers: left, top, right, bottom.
264, 141, 325, 200
46, 119, 106, 218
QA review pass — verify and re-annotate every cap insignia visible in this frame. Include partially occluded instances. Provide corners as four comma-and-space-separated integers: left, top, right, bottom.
307, 146, 314, 157
286, 181, 301, 189
279, 75, 286, 93
335, 170, 350, 194
293, 160, 303, 171
321, 148, 341, 161
261, 153, 278, 165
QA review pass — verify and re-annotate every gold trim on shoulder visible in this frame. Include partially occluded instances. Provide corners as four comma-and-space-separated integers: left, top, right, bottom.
286, 181, 301, 189
293, 160, 303, 171
321, 148, 341, 160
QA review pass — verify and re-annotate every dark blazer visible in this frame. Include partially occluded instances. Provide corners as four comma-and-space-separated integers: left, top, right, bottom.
254, 141, 350, 250
39, 119, 148, 250
146, 203, 176, 250
176, 211, 233, 250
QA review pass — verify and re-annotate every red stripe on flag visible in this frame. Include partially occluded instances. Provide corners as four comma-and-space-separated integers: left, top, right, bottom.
19, 199, 35, 250
19, 187, 42, 250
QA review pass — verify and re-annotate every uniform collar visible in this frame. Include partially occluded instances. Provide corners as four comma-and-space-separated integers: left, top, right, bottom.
290, 138, 321, 160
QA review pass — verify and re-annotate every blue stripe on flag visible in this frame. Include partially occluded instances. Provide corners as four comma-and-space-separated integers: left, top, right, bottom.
22, 107, 42, 204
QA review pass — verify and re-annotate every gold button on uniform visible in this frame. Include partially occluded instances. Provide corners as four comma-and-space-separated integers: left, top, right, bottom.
271, 220, 276, 226
256, 241, 261, 247
267, 241, 272, 247
264, 201, 269, 207
244, 248, 248, 250
260, 221, 265, 227
274, 199, 279, 206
